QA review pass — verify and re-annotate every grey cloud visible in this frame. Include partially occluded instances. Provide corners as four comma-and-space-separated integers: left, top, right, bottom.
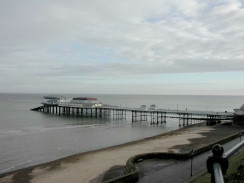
1, 0, 244, 86
32, 57, 244, 79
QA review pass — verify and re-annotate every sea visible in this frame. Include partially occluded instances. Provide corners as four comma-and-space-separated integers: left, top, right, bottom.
0, 93, 243, 174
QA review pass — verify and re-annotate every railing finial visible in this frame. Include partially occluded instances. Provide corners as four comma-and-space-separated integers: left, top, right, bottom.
212, 144, 224, 157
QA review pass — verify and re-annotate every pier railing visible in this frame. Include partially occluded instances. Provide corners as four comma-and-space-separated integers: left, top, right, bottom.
207, 131, 244, 183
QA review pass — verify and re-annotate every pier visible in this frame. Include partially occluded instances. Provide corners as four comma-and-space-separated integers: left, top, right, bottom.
31, 104, 233, 127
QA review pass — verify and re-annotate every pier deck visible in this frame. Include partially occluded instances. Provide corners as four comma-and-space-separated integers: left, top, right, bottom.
31, 104, 233, 127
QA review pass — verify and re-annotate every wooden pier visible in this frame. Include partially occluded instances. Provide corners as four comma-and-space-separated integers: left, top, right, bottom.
31, 105, 112, 118
31, 105, 233, 127
130, 108, 233, 126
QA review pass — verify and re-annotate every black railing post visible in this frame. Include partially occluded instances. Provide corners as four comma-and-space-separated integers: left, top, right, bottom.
239, 130, 244, 142
206, 144, 229, 183
190, 149, 194, 176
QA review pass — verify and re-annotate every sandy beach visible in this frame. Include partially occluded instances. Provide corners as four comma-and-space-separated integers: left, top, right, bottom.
0, 122, 242, 183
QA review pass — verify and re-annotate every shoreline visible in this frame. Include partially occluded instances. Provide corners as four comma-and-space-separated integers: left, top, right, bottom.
0, 121, 243, 183
0, 123, 195, 174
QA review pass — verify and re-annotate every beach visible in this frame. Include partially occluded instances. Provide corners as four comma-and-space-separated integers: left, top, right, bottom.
0, 121, 242, 183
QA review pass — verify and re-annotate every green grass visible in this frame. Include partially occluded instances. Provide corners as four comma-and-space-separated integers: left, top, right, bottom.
192, 147, 244, 183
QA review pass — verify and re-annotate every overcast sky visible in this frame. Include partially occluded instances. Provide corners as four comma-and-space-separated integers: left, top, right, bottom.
1, 0, 244, 95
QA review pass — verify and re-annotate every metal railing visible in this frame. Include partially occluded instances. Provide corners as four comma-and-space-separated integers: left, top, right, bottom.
225, 139, 244, 159
213, 163, 225, 183
207, 131, 244, 183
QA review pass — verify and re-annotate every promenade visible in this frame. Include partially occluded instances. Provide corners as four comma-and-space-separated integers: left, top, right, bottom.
137, 134, 241, 183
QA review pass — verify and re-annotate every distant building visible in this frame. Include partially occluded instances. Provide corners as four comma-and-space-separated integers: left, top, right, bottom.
234, 104, 244, 115
140, 105, 147, 110
69, 97, 103, 108
149, 104, 157, 110
233, 104, 244, 126
41, 95, 67, 105
42, 96, 103, 108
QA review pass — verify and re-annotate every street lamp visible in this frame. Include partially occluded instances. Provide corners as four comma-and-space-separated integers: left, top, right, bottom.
240, 131, 244, 142
191, 149, 194, 176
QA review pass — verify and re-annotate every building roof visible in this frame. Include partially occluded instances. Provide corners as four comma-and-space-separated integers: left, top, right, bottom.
44, 95, 66, 100
73, 97, 97, 100
70, 99, 101, 104
240, 104, 244, 110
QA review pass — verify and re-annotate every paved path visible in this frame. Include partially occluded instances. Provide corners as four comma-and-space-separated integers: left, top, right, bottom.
136, 138, 242, 183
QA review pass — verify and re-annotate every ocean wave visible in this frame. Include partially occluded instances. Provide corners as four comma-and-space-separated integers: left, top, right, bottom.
40, 124, 96, 131
0, 159, 33, 174
0, 124, 97, 135
1, 130, 24, 134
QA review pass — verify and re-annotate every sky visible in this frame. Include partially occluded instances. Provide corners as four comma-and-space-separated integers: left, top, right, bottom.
0, 0, 244, 95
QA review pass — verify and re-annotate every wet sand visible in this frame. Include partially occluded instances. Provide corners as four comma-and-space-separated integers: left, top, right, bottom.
0, 121, 242, 183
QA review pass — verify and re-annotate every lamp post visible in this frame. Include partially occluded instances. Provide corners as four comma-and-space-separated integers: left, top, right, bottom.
191, 149, 194, 176
240, 131, 244, 142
